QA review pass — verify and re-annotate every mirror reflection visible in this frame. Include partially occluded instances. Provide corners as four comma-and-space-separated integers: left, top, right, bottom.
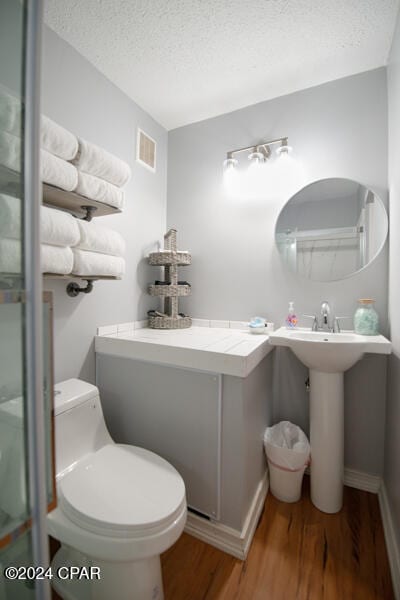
275, 178, 388, 282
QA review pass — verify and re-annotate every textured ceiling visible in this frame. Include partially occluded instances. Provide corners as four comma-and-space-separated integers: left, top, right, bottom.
44, 0, 399, 130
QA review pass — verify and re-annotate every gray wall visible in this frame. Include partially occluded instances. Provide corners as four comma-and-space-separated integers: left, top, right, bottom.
41, 27, 167, 383
386, 9, 400, 560
168, 69, 389, 476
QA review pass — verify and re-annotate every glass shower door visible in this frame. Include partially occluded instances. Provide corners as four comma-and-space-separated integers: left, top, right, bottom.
0, 1, 52, 599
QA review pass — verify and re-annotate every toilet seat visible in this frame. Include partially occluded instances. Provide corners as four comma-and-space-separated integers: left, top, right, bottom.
58, 444, 186, 539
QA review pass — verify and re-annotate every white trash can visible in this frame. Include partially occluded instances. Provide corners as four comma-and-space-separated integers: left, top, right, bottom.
264, 421, 310, 503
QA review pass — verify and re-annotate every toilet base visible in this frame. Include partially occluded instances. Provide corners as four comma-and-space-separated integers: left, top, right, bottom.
51, 545, 164, 600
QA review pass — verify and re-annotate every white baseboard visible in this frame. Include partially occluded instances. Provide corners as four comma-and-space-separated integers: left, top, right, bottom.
379, 483, 400, 600
184, 473, 268, 560
342, 469, 400, 597
304, 466, 382, 494
343, 467, 382, 493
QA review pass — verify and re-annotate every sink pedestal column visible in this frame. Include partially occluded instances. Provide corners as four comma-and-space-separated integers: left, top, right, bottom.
309, 369, 344, 513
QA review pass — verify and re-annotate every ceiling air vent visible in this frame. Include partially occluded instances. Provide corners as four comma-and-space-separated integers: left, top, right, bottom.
137, 128, 156, 172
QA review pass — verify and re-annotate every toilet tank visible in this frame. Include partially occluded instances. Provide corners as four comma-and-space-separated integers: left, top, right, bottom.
54, 378, 113, 478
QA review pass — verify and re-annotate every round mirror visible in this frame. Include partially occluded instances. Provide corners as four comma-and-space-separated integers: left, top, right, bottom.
275, 178, 388, 282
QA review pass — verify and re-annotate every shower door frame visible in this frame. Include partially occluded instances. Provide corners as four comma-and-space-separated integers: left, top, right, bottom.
0, 291, 57, 551
0, 1, 52, 598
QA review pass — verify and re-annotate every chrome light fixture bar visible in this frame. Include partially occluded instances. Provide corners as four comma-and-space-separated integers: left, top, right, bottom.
223, 136, 291, 169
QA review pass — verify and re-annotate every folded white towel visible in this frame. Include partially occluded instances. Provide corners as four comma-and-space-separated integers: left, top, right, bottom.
0, 90, 77, 162
41, 244, 73, 274
72, 248, 125, 277
0, 238, 74, 274
41, 149, 78, 192
76, 220, 125, 257
41, 206, 80, 247
75, 171, 124, 209
0, 194, 21, 239
0, 238, 21, 273
73, 138, 131, 187
0, 95, 78, 160
41, 116, 78, 161
0, 130, 20, 172
0, 132, 78, 192
0, 197, 80, 247
0, 88, 21, 136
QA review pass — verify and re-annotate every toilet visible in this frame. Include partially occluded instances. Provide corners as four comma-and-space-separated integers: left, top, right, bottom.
48, 378, 187, 600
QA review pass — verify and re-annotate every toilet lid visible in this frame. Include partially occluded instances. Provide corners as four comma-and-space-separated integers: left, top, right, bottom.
58, 444, 186, 538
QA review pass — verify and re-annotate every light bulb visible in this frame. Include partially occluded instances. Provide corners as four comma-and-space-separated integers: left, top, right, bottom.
223, 157, 238, 172
223, 154, 239, 193
276, 139, 292, 157
248, 151, 265, 164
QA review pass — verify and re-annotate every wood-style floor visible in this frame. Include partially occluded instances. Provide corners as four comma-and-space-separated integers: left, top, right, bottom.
161, 478, 394, 600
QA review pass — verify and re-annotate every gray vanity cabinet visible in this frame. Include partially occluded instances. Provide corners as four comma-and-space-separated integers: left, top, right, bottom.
96, 352, 273, 531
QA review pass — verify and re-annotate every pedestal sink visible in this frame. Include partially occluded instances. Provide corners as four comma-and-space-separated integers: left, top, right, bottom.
268, 328, 391, 513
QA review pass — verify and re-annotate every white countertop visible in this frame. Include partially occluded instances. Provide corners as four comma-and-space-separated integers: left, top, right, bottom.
95, 326, 273, 377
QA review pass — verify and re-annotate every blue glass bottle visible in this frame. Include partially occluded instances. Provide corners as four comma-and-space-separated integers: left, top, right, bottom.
354, 299, 379, 335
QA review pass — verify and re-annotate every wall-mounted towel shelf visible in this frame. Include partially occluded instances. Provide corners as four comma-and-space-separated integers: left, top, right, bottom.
1, 164, 124, 295
42, 184, 121, 220
0, 273, 120, 290
43, 274, 121, 281
66, 280, 93, 297
43, 273, 121, 296
0, 164, 121, 220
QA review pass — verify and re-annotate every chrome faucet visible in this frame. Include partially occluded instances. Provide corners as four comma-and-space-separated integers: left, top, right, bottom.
320, 301, 331, 331
303, 301, 332, 331
303, 301, 346, 333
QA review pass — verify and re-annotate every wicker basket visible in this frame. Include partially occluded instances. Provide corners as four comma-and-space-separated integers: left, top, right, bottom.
148, 251, 191, 266
148, 315, 192, 329
148, 284, 191, 297
148, 229, 192, 329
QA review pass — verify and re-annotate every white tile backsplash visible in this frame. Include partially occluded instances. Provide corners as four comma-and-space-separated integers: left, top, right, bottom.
98, 318, 271, 336
229, 320, 249, 329
97, 325, 118, 336
210, 320, 230, 329
192, 318, 211, 327
117, 322, 135, 333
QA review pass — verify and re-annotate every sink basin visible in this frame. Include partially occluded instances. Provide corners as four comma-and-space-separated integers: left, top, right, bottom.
269, 327, 391, 513
269, 328, 391, 373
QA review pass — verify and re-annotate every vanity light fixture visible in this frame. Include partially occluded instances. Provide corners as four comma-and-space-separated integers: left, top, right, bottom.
276, 137, 292, 156
248, 145, 271, 165
222, 152, 238, 170
223, 136, 290, 170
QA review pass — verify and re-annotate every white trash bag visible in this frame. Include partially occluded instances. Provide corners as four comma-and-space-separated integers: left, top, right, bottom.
264, 421, 310, 503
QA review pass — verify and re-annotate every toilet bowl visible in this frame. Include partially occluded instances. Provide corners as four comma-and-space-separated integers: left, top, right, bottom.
48, 378, 186, 600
